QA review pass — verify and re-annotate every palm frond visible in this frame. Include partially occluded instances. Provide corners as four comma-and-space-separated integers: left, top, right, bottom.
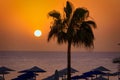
48, 17, 66, 42
48, 10, 61, 19
57, 31, 67, 44
64, 1, 73, 20
71, 7, 89, 23
72, 21, 95, 48
48, 20, 63, 41
85, 20, 97, 28
81, 21, 95, 47
47, 27, 57, 41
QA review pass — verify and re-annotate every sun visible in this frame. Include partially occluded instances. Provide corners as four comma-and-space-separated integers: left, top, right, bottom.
34, 29, 42, 37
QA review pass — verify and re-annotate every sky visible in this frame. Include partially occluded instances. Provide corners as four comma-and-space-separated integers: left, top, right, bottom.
0, 0, 120, 52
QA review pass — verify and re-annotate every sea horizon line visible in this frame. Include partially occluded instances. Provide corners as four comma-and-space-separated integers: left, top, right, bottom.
0, 50, 120, 53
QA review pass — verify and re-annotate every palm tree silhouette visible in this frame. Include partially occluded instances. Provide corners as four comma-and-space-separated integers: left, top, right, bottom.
47, 1, 97, 80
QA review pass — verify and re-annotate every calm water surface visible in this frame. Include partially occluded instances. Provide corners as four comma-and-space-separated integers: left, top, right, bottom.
0, 51, 120, 80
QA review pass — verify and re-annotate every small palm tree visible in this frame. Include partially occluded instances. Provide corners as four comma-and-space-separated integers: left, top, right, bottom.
47, 1, 97, 80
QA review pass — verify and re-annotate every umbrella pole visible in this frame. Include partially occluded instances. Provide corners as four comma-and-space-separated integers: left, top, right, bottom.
117, 72, 120, 80
35, 76, 36, 80
33, 76, 36, 80
34, 72, 36, 80
107, 75, 109, 80
91, 76, 93, 80
107, 72, 110, 80
3, 73, 5, 80
95, 74, 97, 78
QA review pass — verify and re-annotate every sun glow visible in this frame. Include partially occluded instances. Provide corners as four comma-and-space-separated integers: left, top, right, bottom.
34, 30, 42, 37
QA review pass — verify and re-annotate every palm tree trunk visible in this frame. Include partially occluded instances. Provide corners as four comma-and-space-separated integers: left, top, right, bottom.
67, 41, 71, 80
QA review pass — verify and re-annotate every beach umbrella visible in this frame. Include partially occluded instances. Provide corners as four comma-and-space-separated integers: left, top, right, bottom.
19, 72, 38, 79
58, 67, 78, 79
0, 71, 10, 80
84, 70, 106, 75
12, 72, 38, 80
93, 76, 108, 80
28, 66, 46, 73
0, 66, 15, 71
19, 66, 46, 80
112, 71, 120, 76
0, 66, 15, 80
0, 71, 10, 74
42, 75, 54, 80
83, 72, 95, 80
92, 66, 111, 80
71, 75, 87, 79
102, 72, 114, 80
43, 68, 78, 80
83, 70, 106, 79
102, 72, 114, 76
19, 66, 46, 73
92, 66, 110, 72
42, 71, 59, 80
59, 67, 79, 76
112, 71, 120, 80
83, 73, 94, 77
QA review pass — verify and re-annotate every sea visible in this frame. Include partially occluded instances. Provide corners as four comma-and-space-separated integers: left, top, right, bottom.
0, 51, 120, 80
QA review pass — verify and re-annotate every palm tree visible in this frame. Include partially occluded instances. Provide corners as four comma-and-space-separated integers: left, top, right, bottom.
47, 1, 97, 80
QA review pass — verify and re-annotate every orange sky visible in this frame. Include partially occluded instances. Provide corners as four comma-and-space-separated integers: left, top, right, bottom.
0, 0, 120, 52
